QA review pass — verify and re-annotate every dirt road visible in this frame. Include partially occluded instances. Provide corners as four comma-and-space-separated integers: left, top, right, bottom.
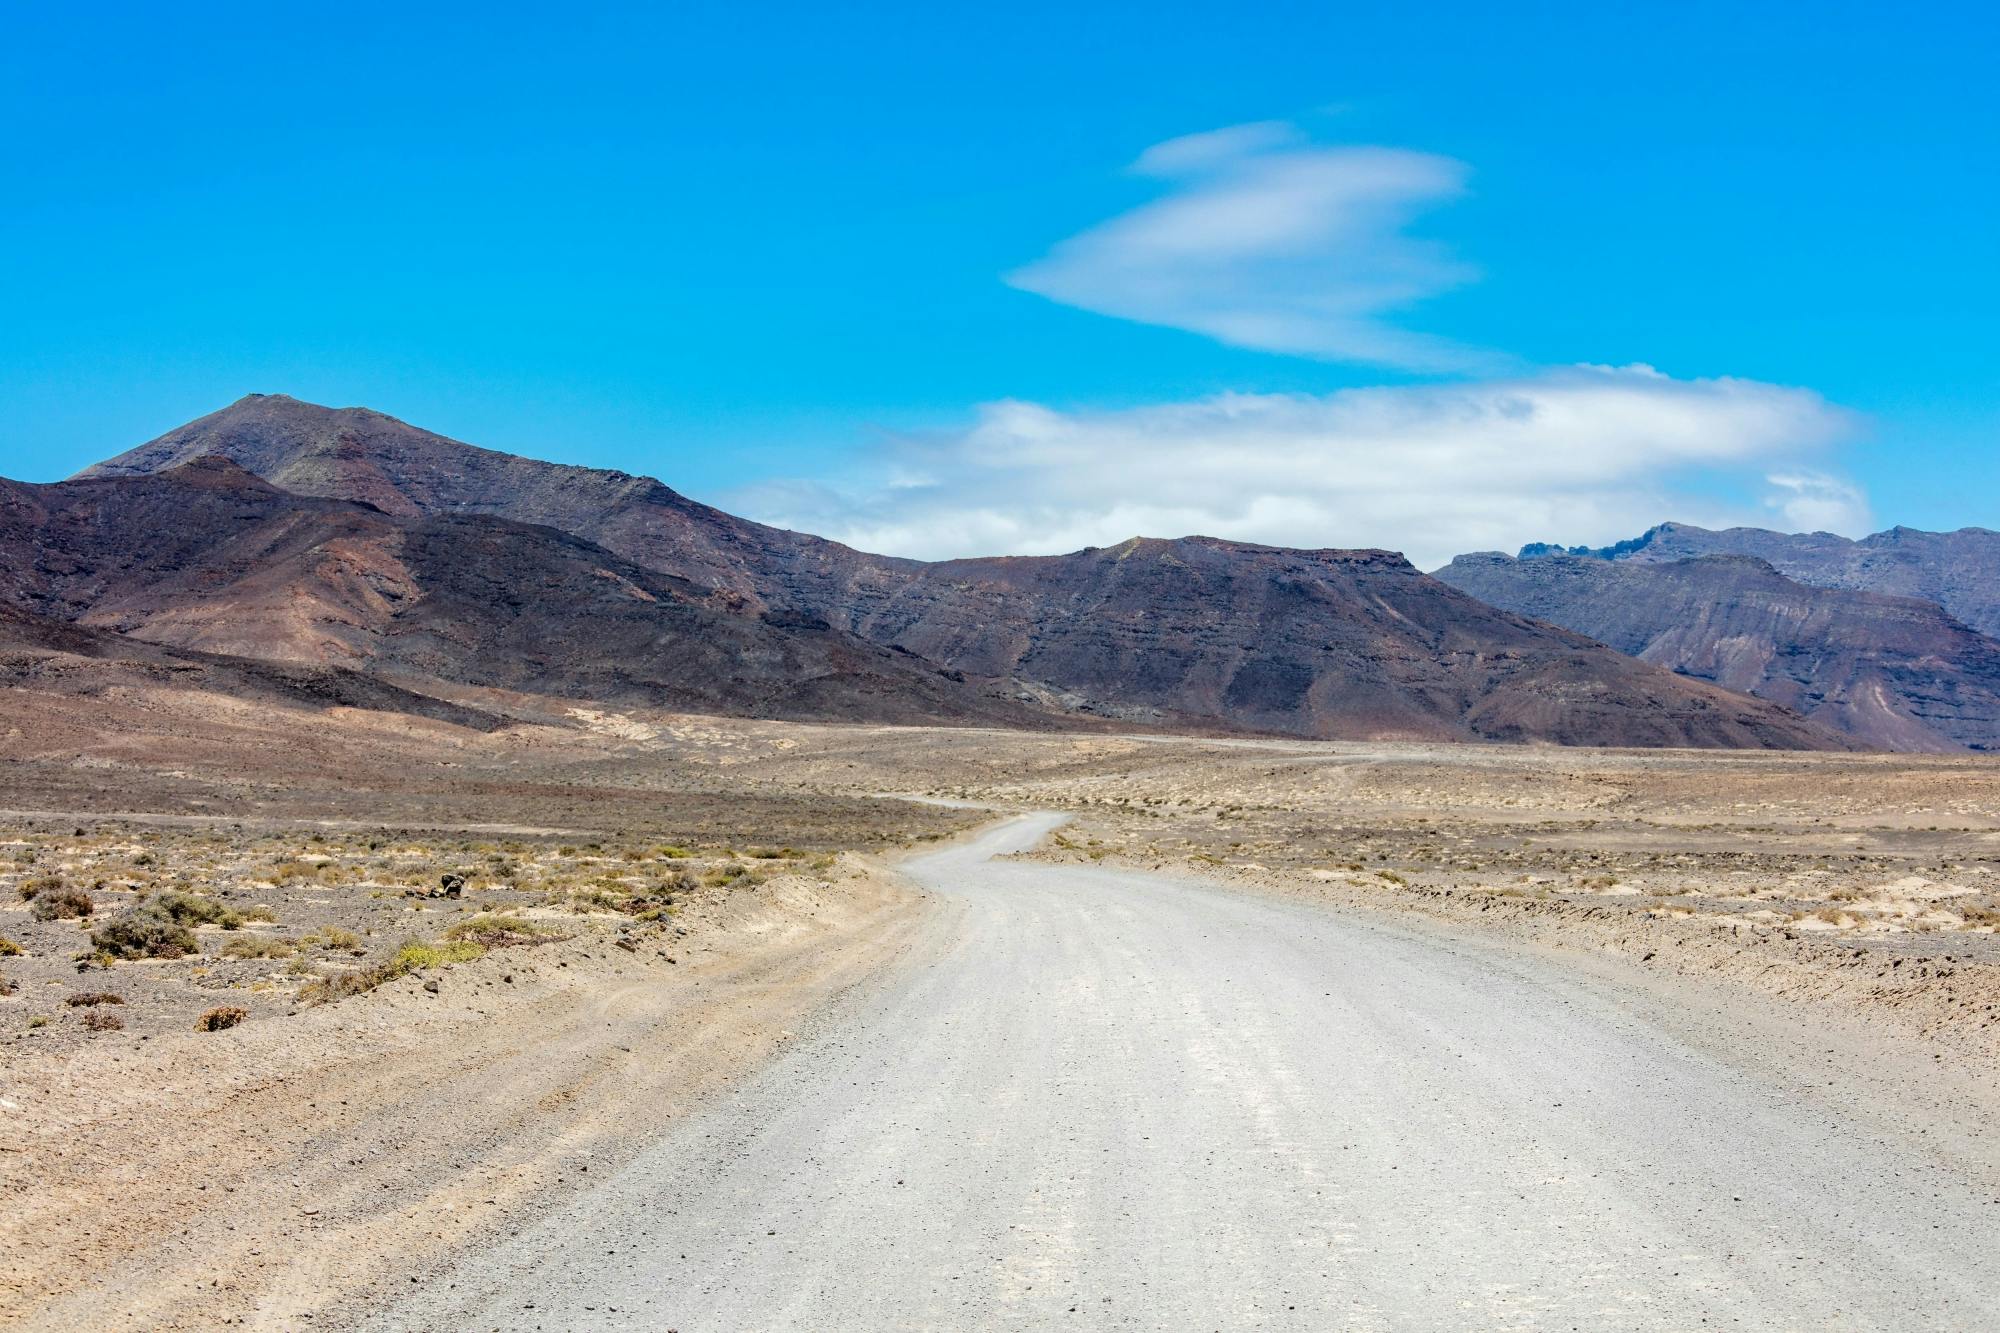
377, 814, 2000, 1330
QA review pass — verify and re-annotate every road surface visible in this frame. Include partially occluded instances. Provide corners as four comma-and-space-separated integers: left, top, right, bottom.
377, 814, 2000, 1330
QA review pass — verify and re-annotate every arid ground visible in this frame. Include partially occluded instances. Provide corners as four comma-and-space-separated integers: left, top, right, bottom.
4, 684, 1999, 1327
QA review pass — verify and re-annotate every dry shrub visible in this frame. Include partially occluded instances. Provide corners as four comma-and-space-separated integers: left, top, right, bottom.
196, 1005, 248, 1031
64, 991, 124, 1007
222, 935, 295, 960
149, 890, 242, 929
18, 875, 64, 901
31, 885, 95, 921
295, 968, 386, 1005
91, 906, 199, 960
80, 1010, 125, 1032
0, 936, 21, 957
307, 925, 362, 952
443, 915, 567, 948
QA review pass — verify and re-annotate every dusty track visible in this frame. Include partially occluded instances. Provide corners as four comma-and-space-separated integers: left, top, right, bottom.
380, 815, 2000, 1331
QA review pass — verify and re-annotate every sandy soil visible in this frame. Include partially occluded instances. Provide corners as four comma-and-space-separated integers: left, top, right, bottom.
0, 855, 930, 1329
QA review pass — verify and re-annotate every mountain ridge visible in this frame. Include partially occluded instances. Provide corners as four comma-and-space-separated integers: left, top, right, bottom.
1437, 549, 2000, 751
67, 394, 1854, 750
1509, 520, 2000, 639
6, 455, 1050, 729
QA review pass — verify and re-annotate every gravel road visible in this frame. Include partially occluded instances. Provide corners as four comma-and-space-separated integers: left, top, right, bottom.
377, 814, 2000, 1331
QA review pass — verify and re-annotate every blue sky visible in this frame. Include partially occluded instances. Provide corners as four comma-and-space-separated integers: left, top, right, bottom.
4, 1, 1995, 565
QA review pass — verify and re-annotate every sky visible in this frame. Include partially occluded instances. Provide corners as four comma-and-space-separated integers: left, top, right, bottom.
3, 1, 1995, 568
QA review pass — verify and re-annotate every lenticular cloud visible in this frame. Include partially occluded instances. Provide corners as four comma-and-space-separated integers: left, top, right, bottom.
734, 365, 1866, 569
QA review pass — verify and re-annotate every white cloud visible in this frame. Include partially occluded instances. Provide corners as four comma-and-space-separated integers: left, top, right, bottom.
736, 125, 1874, 567
734, 365, 1865, 571
1763, 470, 1873, 534
1006, 123, 1486, 370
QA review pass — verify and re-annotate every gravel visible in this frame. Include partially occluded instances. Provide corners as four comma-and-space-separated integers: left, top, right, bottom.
378, 814, 2000, 1331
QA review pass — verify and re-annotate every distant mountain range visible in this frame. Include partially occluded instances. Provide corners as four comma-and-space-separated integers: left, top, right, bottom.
1439, 528, 2000, 752
42, 392, 1848, 750
1519, 521, 2000, 639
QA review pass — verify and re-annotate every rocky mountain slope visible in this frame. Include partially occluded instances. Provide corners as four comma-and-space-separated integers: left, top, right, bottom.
72, 394, 1850, 749
0, 601, 509, 731
1437, 551, 2000, 752
1521, 522, 2000, 639
1, 458, 1042, 728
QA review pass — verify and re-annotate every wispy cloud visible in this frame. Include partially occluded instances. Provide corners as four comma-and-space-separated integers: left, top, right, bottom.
735, 366, 1865, 571
741, 123, 1872, 562
1006, 122, 1487, 371
1763, 470, 1872, 533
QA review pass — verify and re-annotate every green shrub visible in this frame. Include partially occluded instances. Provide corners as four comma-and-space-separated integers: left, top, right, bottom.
0, 936, 20, 957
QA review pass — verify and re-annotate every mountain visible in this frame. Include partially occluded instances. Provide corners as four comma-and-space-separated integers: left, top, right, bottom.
1436, 551, 2000, 752
0, 600, 508, 731
1520, 522, 2000, 639
74, 394, 1851, 749
1, 457, 1044, 729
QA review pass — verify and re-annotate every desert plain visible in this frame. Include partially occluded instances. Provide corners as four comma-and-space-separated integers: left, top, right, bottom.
3, 678, 1999, 1327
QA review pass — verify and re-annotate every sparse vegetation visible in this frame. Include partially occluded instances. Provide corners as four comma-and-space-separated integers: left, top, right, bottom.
90, 905, 200, 960
18, 874, 64, 901
306, 925, 364, 952
65, 991, 124, 1007
221, 935, 296, 959
31, 885, 95, 921
443, 914, 568, 948
299, 932, 486, 1006
196, 1005, 248, 1031
149, 890, 244, 930
80, 1009, 125, 1032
